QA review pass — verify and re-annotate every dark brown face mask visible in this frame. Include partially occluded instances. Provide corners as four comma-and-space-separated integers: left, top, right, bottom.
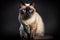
19, 6, 34, 20
21, 7, 34, 14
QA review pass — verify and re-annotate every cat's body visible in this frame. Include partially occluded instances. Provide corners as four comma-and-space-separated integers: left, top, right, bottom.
18, 3, 44, 39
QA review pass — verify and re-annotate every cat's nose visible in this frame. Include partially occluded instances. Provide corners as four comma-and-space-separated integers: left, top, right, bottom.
26, 11, 29, 14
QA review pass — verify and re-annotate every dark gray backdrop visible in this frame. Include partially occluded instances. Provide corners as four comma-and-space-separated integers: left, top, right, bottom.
0, 0, 59, 40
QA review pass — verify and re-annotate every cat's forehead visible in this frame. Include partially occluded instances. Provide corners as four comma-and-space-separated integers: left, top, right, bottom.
25, 3, 30, 6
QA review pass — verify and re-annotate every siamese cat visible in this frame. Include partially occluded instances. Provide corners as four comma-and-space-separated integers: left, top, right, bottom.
18, 2, 44, 39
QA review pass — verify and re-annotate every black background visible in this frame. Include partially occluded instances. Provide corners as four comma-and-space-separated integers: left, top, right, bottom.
0, 0, 59, 40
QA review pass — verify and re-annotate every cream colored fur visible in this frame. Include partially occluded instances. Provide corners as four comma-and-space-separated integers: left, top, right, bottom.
18, 12, 44, 36
18, 3, 44, 37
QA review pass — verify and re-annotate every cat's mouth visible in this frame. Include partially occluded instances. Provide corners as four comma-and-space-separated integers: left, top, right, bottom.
23, 14, 31, 20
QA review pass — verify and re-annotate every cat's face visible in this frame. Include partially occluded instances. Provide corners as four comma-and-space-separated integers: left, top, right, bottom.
19, 3, 36, 20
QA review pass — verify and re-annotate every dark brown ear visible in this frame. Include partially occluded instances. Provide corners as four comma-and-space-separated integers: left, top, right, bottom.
20, 3, 25, 7
19, 1, 25, 8
30, 2, 35, 7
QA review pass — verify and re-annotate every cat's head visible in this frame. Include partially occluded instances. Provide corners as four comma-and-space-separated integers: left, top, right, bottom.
19, 2, 36, 20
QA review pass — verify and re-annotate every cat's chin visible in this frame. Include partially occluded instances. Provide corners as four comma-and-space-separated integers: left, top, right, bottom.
22, 16, 31, 20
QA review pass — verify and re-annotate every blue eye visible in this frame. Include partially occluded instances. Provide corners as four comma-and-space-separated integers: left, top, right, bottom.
22, 10, 26, 13
29, 9, 33, 12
